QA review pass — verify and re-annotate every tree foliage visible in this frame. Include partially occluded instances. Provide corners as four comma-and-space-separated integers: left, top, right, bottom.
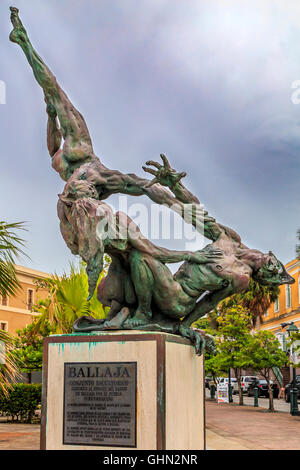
0, 221, 26, 297
0, 383, 42, 423
13, 321, 51, 381
216, 305, 253, 405
32, 261, 110, 334
247, 330, 288, 411
219, 278, 279, 328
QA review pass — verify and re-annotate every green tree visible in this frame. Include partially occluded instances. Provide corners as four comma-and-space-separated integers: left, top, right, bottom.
0, 221, 26, 394
287, 330, 300, 365
220, 278, 279, 328
13, 320, 52, 383
193, 317, 221, 386
193, 316, 218, 337
204, 348, 227, 388
216, 305, 253, 405
0, 221, 26, 297
247, 330, 288, 411
32, 261, 110, 334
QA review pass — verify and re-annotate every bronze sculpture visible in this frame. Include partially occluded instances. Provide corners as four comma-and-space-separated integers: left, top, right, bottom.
9, 7, 295, 354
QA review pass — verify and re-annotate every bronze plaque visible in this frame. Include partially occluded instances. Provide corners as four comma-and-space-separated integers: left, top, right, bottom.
63, 362, 137, 447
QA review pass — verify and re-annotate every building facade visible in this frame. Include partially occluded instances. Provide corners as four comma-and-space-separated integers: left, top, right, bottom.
260, 258, 300, 342
0, 264, 50, 335
260, 257, 300, 383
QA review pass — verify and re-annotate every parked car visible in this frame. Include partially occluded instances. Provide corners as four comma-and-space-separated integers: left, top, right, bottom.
241, 376, 258, 393
247, 379, 279, 398
218, 377, 238, 393
284, 375, 300, 403
232, 380, 239, 395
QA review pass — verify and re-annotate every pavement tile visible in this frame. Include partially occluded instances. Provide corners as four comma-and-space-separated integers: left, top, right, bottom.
0, 423, 40, 450
206, 399, 300, 450
1, 400, 300, 450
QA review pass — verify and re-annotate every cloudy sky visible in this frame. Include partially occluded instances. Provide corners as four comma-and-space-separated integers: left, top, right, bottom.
1, 0, 300, 275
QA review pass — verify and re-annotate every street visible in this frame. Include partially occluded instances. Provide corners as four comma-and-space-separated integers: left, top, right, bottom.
205, 388, 292, 412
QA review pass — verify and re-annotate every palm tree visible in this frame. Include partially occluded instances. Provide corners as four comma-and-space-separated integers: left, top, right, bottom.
33, 262, 109, 334
0, 221, 26, 394
0, 221, 26, 297
0, 330, 23, 396
219, 279, 279, 329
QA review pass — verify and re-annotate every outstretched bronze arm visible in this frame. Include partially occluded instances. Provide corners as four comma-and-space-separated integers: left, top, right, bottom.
143, 154, 227, 242
143, 154, 200, 205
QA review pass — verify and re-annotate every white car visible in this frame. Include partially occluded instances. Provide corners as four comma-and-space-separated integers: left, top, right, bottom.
218, 377, 238, 393
241, 376, 258, 393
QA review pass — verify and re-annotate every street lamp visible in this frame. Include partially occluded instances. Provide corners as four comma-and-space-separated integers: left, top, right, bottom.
281, 322, 300, 416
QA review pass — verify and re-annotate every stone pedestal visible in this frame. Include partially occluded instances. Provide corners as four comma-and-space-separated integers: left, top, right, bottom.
41, 331, 205, 450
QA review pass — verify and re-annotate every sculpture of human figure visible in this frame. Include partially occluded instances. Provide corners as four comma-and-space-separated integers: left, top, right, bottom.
9, 7, 203, 230
58, 179, 294, 351
57, 179, 221, 316
58, 178, 221, 352
9, 7, 295, 353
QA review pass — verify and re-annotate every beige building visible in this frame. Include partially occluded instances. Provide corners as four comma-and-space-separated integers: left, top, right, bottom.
260, 257, 300, 350
259, 257, 300, 383
0, 264, 50, 336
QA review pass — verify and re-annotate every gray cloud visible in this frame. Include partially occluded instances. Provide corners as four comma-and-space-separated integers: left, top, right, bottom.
0, 0, 300, 274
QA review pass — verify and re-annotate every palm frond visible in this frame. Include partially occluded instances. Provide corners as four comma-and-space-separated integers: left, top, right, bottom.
0, 330, 23, 396
32, 262, 109, 334
0, 221, 28, 296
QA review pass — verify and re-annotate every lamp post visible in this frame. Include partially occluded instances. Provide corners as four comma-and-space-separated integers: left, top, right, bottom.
254, 382, 259, 407
282, 322, 300, 416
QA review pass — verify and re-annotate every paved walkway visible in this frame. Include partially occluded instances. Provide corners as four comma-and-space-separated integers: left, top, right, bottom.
0, 421, 40, 450
1, 400, 300, 450
206, 399, 300, 450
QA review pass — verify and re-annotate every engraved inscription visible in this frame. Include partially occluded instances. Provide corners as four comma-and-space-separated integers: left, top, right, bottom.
63, 362, 137, 447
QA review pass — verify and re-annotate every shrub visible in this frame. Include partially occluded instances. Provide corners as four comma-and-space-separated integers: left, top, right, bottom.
0, 383, 42, 423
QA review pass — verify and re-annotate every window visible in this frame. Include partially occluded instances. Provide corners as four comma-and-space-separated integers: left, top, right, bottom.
1, 295, 8, 306
274, 297, 279, 313
27, 289, 34, 311
286, 285, 291, 308
0, 322, 7, 331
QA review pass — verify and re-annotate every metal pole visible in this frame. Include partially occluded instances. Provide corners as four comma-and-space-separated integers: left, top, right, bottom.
254, 386, 259, 407
228, 369, 233, 403
291, 367, 300, 416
